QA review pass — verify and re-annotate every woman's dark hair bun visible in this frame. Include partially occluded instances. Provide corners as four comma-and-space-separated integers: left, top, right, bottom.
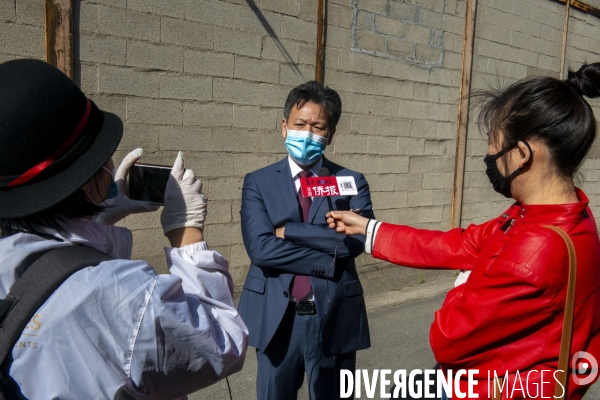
566, 62, 600, 98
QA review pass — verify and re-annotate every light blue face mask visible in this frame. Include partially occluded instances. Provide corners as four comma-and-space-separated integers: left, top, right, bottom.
285, 130, 328, 167
102, 166, 118, 200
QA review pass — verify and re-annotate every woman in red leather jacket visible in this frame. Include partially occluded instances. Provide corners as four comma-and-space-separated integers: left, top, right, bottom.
328, 63, 600, 399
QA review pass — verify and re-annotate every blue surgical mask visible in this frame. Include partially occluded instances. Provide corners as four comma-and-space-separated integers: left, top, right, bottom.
285, 130, 328, 167
102, 166, 118, 200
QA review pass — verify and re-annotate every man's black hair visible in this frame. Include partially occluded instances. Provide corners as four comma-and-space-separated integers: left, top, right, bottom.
283, 81, 342, 131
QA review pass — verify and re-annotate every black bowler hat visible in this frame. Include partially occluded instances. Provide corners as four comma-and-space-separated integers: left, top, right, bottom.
0, 59, 123, 219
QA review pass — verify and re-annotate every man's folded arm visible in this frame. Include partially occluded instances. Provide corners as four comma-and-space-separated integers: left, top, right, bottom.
241, 174, 336, 278
283, 172, 374, 258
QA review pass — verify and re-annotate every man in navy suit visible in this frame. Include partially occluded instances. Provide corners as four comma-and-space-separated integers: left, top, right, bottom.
238, 81, 374, 399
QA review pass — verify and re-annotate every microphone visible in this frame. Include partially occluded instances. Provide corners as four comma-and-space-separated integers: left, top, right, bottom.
318, 167, 334, 212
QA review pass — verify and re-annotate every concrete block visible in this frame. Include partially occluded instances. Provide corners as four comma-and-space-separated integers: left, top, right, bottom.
422, 173, 452, 189
416, 44, 441, 63
88, 94, 127, 121
159, 74, 212, 101
212, 128, 259, 153
280, 15, 316, 44
75, 2, 98, 33
88, 0, 126, 8
128, 0, 184, 18
203, 223, 243, 246
260, 0, 300, 17
401, 63, 430, 82
0, 23, 43, 57
78, 33, 126, 64
323, 72, 355, 95
424, 139, 448, 156
407, 190, 436, 206
409, 156, 454, 173
233, 154, 273, 175
442, 51, 462, 71
279, 63, 313, 85
229, 245, 250, 269
234, 56, 279, 83
428, 64, 454, 85
127, 40, 183, 72
161, 17, 213, 50
357, 0, 387, 15
375, 15, 405, 37
477, 22, 511, 45
118, 123, 161, 152
16, 0, 43, 27
338, 50, 372, 74
387, 37, 415, 58
233, 106, 278, 130
184, 50, 234, 78
325, 25, 352, 49
436, 122, 456, 140
389, 2, 417, 22
260, 83, 292, 108
355, 10, 374, 31
215, 27, 262, 58
328, 3, 353, 28
262, 37, 299, 63
332, 133, 369, 154
370, 95, 401, 117
398, 137, 425, 155
366, 174, 397, 192
76, 62, 98, 94
404, 23, 431, 44
411, 119, 439, 139
330, 154, 380, 174
299, 0, 318, 22
213, 78, 260, 105
444, 14, 464, 35
98, 5, 160, 42
379, 155, 409, 174
351, 114, 383, 135
417, 8, 444, 30
383, 80, 414, 99
205, 200, 233, 225
258, 130, 287, 153
398, 100, 429, 120
381, 118, 412, 137
372, 191, 408, 209
0, 0, 15, 22
395, 173, 424, 191
158, 126, 211, 152
355, 30, 386, 53
98, 65, 159, 97
416, 0, 444, 12
208, 178, 245, 201
235, 7, 281, 36
184, 0, 237, 29
368, 136, 397, 155
127, 98, 182, 125
183, 102, 233, 127
432, 28, 443, 47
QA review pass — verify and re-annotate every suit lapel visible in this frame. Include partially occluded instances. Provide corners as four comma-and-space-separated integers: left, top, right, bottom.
275, 158, 302, 222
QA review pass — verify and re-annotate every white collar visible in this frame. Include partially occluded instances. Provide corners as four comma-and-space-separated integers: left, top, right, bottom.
40, 218, 133, 259
288, 155, 323, 179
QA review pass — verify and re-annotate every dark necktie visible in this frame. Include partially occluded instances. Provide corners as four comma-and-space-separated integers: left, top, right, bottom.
291, 170, 313, 301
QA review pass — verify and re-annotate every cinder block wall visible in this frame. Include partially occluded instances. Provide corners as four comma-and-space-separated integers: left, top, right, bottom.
1, 0, 599, 288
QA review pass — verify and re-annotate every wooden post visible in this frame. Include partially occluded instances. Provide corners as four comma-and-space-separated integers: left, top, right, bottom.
45, 0, 74, 79
450, 0, 477, 229
315, 0, 327, 83
559, 0, 571, 79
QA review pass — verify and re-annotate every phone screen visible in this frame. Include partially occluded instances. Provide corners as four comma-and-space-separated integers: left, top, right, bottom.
128, 164, 172, 205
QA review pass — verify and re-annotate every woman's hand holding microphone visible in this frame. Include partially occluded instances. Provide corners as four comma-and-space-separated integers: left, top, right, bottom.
326, 210, 370, 236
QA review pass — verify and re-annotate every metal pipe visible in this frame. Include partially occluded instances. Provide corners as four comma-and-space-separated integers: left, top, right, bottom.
315, 0, 327, 83
450, 0, 477, 229
559, 0, 571, 79
45, 0, 74, 79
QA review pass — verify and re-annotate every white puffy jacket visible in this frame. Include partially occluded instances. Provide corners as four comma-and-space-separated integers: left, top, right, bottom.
0, 218, 248, 399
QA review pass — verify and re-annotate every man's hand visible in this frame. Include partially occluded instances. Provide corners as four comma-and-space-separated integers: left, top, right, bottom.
275, 226, 285, 238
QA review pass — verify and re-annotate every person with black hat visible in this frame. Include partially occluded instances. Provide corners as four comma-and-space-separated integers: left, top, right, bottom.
0, 59, 248, 399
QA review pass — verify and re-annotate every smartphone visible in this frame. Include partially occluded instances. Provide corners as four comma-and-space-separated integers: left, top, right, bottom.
128, 163, 172, 205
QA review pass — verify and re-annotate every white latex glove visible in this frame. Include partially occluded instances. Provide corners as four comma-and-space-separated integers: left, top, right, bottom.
94, 148, 160, 225
160, 152, 207, 235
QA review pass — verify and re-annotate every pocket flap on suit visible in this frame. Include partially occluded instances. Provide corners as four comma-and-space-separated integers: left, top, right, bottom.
244, 276, 266, 294
344, 280, 364, 297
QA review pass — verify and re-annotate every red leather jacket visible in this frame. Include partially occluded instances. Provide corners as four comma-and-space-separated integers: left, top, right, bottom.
373, 189, 600, 399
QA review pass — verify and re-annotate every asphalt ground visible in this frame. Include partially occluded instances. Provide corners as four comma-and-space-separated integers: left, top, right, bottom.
190, 266, 600, 400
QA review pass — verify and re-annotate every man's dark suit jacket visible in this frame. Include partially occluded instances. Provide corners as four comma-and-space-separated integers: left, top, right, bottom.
238, 157, 374, 357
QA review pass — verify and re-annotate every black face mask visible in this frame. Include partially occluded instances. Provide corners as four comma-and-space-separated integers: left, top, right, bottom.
483, 141, 532, 198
